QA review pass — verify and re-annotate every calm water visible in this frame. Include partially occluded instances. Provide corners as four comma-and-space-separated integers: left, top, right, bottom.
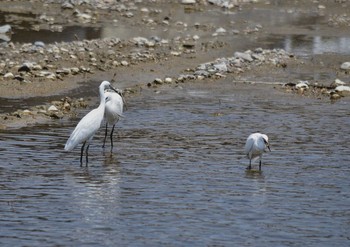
1, 82, 349, 246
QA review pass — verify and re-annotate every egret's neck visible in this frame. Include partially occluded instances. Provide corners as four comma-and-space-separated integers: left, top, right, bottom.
99, 86, 106, 108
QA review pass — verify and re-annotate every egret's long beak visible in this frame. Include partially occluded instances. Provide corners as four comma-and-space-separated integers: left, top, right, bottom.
267, 144, 271, 152
109, 85, 119, 94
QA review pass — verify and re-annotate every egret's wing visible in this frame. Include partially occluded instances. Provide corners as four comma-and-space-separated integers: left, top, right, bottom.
244, 137, 254, 156
65, 108, 103, 151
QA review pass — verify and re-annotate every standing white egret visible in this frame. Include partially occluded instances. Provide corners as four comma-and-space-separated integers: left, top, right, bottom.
102, 89, 126, 151
64, 80, 119, 166
244, 133, 271, 170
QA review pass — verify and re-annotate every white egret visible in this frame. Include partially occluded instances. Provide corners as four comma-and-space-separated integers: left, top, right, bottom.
244, 133, 271, 170
102, 89, 126, 151
64, 80, 119, 166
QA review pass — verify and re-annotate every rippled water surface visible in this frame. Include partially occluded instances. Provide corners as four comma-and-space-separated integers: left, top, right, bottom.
1, 82, 350, 246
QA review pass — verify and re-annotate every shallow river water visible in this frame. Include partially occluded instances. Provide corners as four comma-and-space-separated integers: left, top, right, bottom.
1, 81, 349, 246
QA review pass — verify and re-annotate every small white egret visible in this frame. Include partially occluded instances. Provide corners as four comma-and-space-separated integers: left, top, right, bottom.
102, 89, 126, 151
244, 133, 271, 170
64, 80, 119, 166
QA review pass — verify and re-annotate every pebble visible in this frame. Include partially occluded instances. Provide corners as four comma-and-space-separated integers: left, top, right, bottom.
213, 62, 228, 72
4, 72, 14, 78
340, 62, 350, 70
121, 61, 129, 66
295, 81, 309, 89
213, 27, 227, 36
181, 0, 196, 4
34, 41, 45, 48
335, 85, 350, 96
330, 92, 341, 100
154, 78, 163, 85
48, 105, 58, 111
330, 78, 346, 87
164, 77, 172, 83
208, 0, 236, 8
22, 110, 32, 115
71, 67, 80, 74
234, 51, 253, 62
18, 64, 31, 73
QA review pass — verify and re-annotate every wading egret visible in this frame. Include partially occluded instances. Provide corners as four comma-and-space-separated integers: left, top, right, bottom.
102, 89, 126, 151
244, 133, 271, 171
64, 81, 119, 166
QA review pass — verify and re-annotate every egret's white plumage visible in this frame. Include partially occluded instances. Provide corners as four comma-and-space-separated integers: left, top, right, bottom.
65, 80, 118, 165
102, 90, 125, 150
244, 133, 270, 170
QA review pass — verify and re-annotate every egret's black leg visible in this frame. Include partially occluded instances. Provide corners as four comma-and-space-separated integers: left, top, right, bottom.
247, 159, 252, 170
102, 123, 108, 148
86, 144, 90, 166
259, 160, 262, 171
80, 141, 86, 167
110, 124, 116, 151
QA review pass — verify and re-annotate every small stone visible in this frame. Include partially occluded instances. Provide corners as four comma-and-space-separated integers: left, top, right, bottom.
181, 0, 196, 4
71, 67, 80, 74
183, 42, 195, 49
49, 112, 64, 119
213, 62, 228, 72
252, 53, 265, 61
330, 91, 341, 100
121, 61, 129, 66
213, 27, 226, 36
164, 77, 172, 83
171, 51, 181, 56
193, 35, 200, 40
216, 27, 226, 33
340, 62, 350, 70
330, 78, 346, 88
4, 72, 14, 78
125, 12, 134, 18
232, 29, 240, 34
335, 85, 350, 96
56, 68, 71, 75
48, 105, 58, 111
234, 51, 253, 62
194, 70, 210, 77
63, 102, 71, 111
295, 81, 309, 89
22, 110, 32, 115
62, 1, 74, 9
154, 78, 163, 85
38, 109, 47, 114
32, 64, 43, 70
34, 41, 45, 48
18, 64, 31, 73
